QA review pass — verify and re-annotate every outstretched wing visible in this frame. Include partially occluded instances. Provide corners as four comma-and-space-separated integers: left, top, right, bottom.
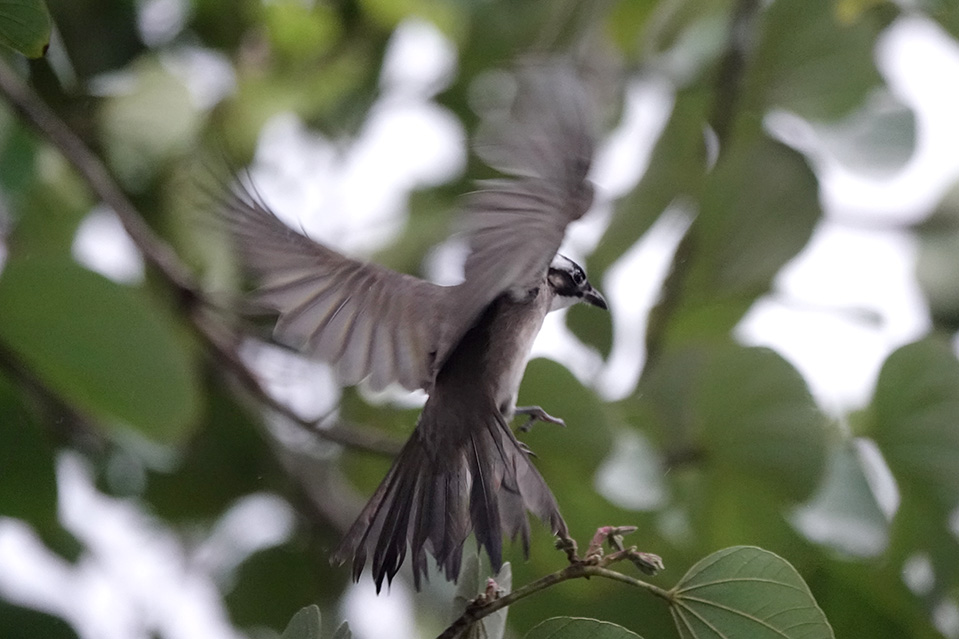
220, 182, 446, 392
220, 60, 598, 389
438, 61, 599, 366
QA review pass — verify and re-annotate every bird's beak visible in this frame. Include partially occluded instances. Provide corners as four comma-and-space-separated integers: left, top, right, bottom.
583, 286, 607, 310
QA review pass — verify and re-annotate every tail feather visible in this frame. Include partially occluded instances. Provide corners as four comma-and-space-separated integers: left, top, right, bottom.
469, 428, 504, 571
331, 409, 566, 591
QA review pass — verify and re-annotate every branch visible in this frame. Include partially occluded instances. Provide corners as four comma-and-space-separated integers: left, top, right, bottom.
438, 528, 668, 639
0, 56, 401, 458
194, 310, 402, 456
0, 57, 198, 297
710, 0, 762, 146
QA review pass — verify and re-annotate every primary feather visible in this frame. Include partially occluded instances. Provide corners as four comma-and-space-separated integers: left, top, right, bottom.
220, 59, 600, 590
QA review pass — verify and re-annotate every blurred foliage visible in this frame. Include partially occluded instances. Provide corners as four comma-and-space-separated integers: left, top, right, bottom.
1, 1, 959, 639
0, 0, 51, 58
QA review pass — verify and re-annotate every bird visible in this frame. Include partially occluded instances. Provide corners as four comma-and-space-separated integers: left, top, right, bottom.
218, 60, 607, 591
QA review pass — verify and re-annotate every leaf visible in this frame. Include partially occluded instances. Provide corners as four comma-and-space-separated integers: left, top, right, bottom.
0, 0, 51, 58
524, 617, 643, 639
145, 378, 290, 523
566, 296, 613, 359
810, 91, 916, 177
0, 256, 200, 443
331, 621, 352, 639
0, 372, 57, 525
744, 0, 886, 120
916, 183, 959, 331
669, 546, 834, 639
686, 135, 820, 311
651, 134, 821, 348
590, 86, 710, 276
790, 441, 889, 557
280, 605, 322, 639
696, 346, 828, 500
98, 58, 203, 188
641, 344, 828, 502
0, 601, 77, 639
869, 338, 959, 510
809, 557, 945, 639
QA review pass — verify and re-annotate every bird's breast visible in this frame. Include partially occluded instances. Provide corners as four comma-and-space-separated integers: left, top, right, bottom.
430, 283, 552, 419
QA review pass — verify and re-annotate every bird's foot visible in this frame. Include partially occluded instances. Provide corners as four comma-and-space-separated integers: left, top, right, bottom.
555, 532, 579, 563
514, 405, 566, 432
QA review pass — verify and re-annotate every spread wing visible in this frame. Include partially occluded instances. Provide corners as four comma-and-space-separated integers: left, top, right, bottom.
219, 60, 598, 390
220, 182, 446, 392
437, 61, 599, 365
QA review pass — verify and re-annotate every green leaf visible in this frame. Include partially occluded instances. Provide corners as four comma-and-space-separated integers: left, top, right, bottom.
0, 373, 80, 560
0, 601, 77, 639
641, 344, 828, 502
0, 256, 200, 443
744, 0, 886, 120
669, 546, 834, 639
869, 338, 959, 510
566, 295, 613, 359
790, 441, 889, 557
810, 557, 945, 639
648, 134, 821, 350
0, 372, 57, 524
98, 58, 203, 189
811, 92, 916, 176
686, 135, 820, 311
916, 183, 959, 331
145, 378, 289, 522
919, 0, 959, 43
280, 605, 322, 639
590, 86, 710, 276
0, 0, 51, 58
525, 617, 643, 639
696, 346, 828, 500
226, 540, 344, 629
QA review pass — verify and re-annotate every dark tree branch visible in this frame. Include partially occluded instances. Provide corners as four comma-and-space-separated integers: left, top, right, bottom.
0, 57, 198, 297
194, 310, 403, 456
0, 56, 401, 458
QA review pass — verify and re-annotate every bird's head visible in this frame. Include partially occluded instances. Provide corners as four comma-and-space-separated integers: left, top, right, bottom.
547, 254, 607, 312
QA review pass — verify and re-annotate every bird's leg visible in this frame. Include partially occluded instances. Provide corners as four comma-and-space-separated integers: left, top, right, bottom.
514, 405, 565, 432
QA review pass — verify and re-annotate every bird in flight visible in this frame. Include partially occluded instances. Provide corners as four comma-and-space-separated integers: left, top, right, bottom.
219, 60, 607, 591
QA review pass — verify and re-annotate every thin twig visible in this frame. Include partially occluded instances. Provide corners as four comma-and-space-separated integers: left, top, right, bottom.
0, 56, 401, 458
0, 57, 198, 297
193, 310, 402, 456
439, 528, 668, 639
438, 561, 670, 639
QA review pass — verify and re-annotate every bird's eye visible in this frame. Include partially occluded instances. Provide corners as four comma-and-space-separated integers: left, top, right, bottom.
572, 270, 585, 285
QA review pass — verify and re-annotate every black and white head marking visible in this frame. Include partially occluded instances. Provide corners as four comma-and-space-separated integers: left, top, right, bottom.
547, 254, 607, 312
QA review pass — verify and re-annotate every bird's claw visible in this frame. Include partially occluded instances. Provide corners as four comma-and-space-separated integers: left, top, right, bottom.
515, 405, 566, 432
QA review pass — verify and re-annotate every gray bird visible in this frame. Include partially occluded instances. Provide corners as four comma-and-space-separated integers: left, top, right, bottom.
219, 62, 606, 591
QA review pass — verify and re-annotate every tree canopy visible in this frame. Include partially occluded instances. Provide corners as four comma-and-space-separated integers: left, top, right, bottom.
2, 1, 959, 638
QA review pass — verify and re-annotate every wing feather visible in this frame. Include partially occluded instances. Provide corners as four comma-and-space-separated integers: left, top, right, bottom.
220, 60, 598, 388
219, 183, 446, 391
437, 61, 599, 365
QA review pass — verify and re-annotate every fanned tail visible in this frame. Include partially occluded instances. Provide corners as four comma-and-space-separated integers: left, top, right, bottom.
330, 409, 567, 591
